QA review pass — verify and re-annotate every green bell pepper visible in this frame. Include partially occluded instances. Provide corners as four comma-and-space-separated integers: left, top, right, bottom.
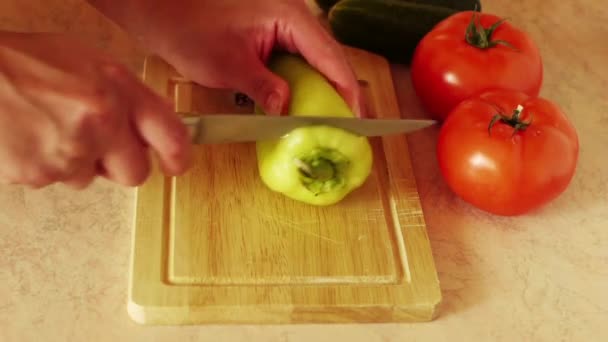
255, 54, 373, 206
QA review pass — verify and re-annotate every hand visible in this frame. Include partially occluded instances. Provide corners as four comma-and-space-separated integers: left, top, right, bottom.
88, 0, 365, 116
0, 32, 191, 189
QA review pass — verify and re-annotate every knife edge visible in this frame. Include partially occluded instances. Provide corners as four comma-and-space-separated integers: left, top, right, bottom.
177, 112, 437, 144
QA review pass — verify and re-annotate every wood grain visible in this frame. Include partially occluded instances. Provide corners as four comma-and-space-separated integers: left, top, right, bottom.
128, 46, 440, 325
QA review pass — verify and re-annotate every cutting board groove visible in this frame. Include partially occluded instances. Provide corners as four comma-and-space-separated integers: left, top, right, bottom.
128, 46, 441, 325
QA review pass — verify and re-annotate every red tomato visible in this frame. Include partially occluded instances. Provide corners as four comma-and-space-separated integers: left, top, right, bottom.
437, 89, 579, 216
411, 11, 543, 121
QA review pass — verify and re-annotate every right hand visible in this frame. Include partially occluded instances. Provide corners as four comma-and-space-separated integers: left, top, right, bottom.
0, 32, 191, 189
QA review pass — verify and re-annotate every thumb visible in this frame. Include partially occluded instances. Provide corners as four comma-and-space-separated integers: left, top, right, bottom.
230, 57, 290, 116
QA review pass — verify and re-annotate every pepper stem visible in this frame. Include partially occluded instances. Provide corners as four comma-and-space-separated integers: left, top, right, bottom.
488, 104, 533, 136
293, 148, 349, 196
294, 158, 335, 182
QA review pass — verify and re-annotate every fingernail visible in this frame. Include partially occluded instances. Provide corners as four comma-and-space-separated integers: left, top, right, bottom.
266, 92, 283, 115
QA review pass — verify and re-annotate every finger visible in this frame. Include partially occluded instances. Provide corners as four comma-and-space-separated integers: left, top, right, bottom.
281, 12, 365, 117
0, 171, 15, 185
62, 164, 97, 189
20, 164, 62, 189
46, 106, 104, 188
50, 139, 95, 178
133, 92, 192, 175
104, 65, 192, 176
226, 50, 290, 116
100, 123, 151, 186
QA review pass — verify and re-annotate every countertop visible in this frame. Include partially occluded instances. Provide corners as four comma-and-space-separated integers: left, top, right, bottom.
1, 0, 606, 341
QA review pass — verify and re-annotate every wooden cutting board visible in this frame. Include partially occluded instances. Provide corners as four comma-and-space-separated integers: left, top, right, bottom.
128, 46, 441, 325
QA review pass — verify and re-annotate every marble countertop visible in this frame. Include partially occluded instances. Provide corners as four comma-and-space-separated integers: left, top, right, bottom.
1, 0, 607, 341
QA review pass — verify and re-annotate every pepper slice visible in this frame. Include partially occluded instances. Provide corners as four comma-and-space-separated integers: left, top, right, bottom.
255, 54, 373, 206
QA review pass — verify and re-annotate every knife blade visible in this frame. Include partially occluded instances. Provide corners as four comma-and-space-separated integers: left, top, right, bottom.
178, 112, 437, 144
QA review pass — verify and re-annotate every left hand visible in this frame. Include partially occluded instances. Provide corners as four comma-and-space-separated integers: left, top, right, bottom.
89, 0, 364, 116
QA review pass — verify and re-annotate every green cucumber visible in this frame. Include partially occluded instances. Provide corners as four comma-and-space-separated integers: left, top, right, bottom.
328, 0, 481, 64
314, 0, 340, 12
401, 0, 481, 11
317, 0, 481, 13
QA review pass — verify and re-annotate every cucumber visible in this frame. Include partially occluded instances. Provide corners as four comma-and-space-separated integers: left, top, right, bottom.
328, 0, 481, 64
399, 0, 481, 11
317, 0, 481, 13
314, 0, 340, 12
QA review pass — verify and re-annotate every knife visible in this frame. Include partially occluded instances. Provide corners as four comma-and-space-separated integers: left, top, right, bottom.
178, 112, 437, 144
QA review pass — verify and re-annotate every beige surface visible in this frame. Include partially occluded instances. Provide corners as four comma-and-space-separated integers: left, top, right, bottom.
0, 0, 607, 340
128, 50, 439, 324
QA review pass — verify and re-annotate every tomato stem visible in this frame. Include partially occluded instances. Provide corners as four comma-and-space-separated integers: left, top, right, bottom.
488, 104, 533, 136
465, 9, 518, 50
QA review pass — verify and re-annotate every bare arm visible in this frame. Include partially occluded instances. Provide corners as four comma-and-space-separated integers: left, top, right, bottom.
85, 0, 364, 116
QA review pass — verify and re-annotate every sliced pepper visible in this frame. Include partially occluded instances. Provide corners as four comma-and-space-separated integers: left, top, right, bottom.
255, 54, 373, 206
